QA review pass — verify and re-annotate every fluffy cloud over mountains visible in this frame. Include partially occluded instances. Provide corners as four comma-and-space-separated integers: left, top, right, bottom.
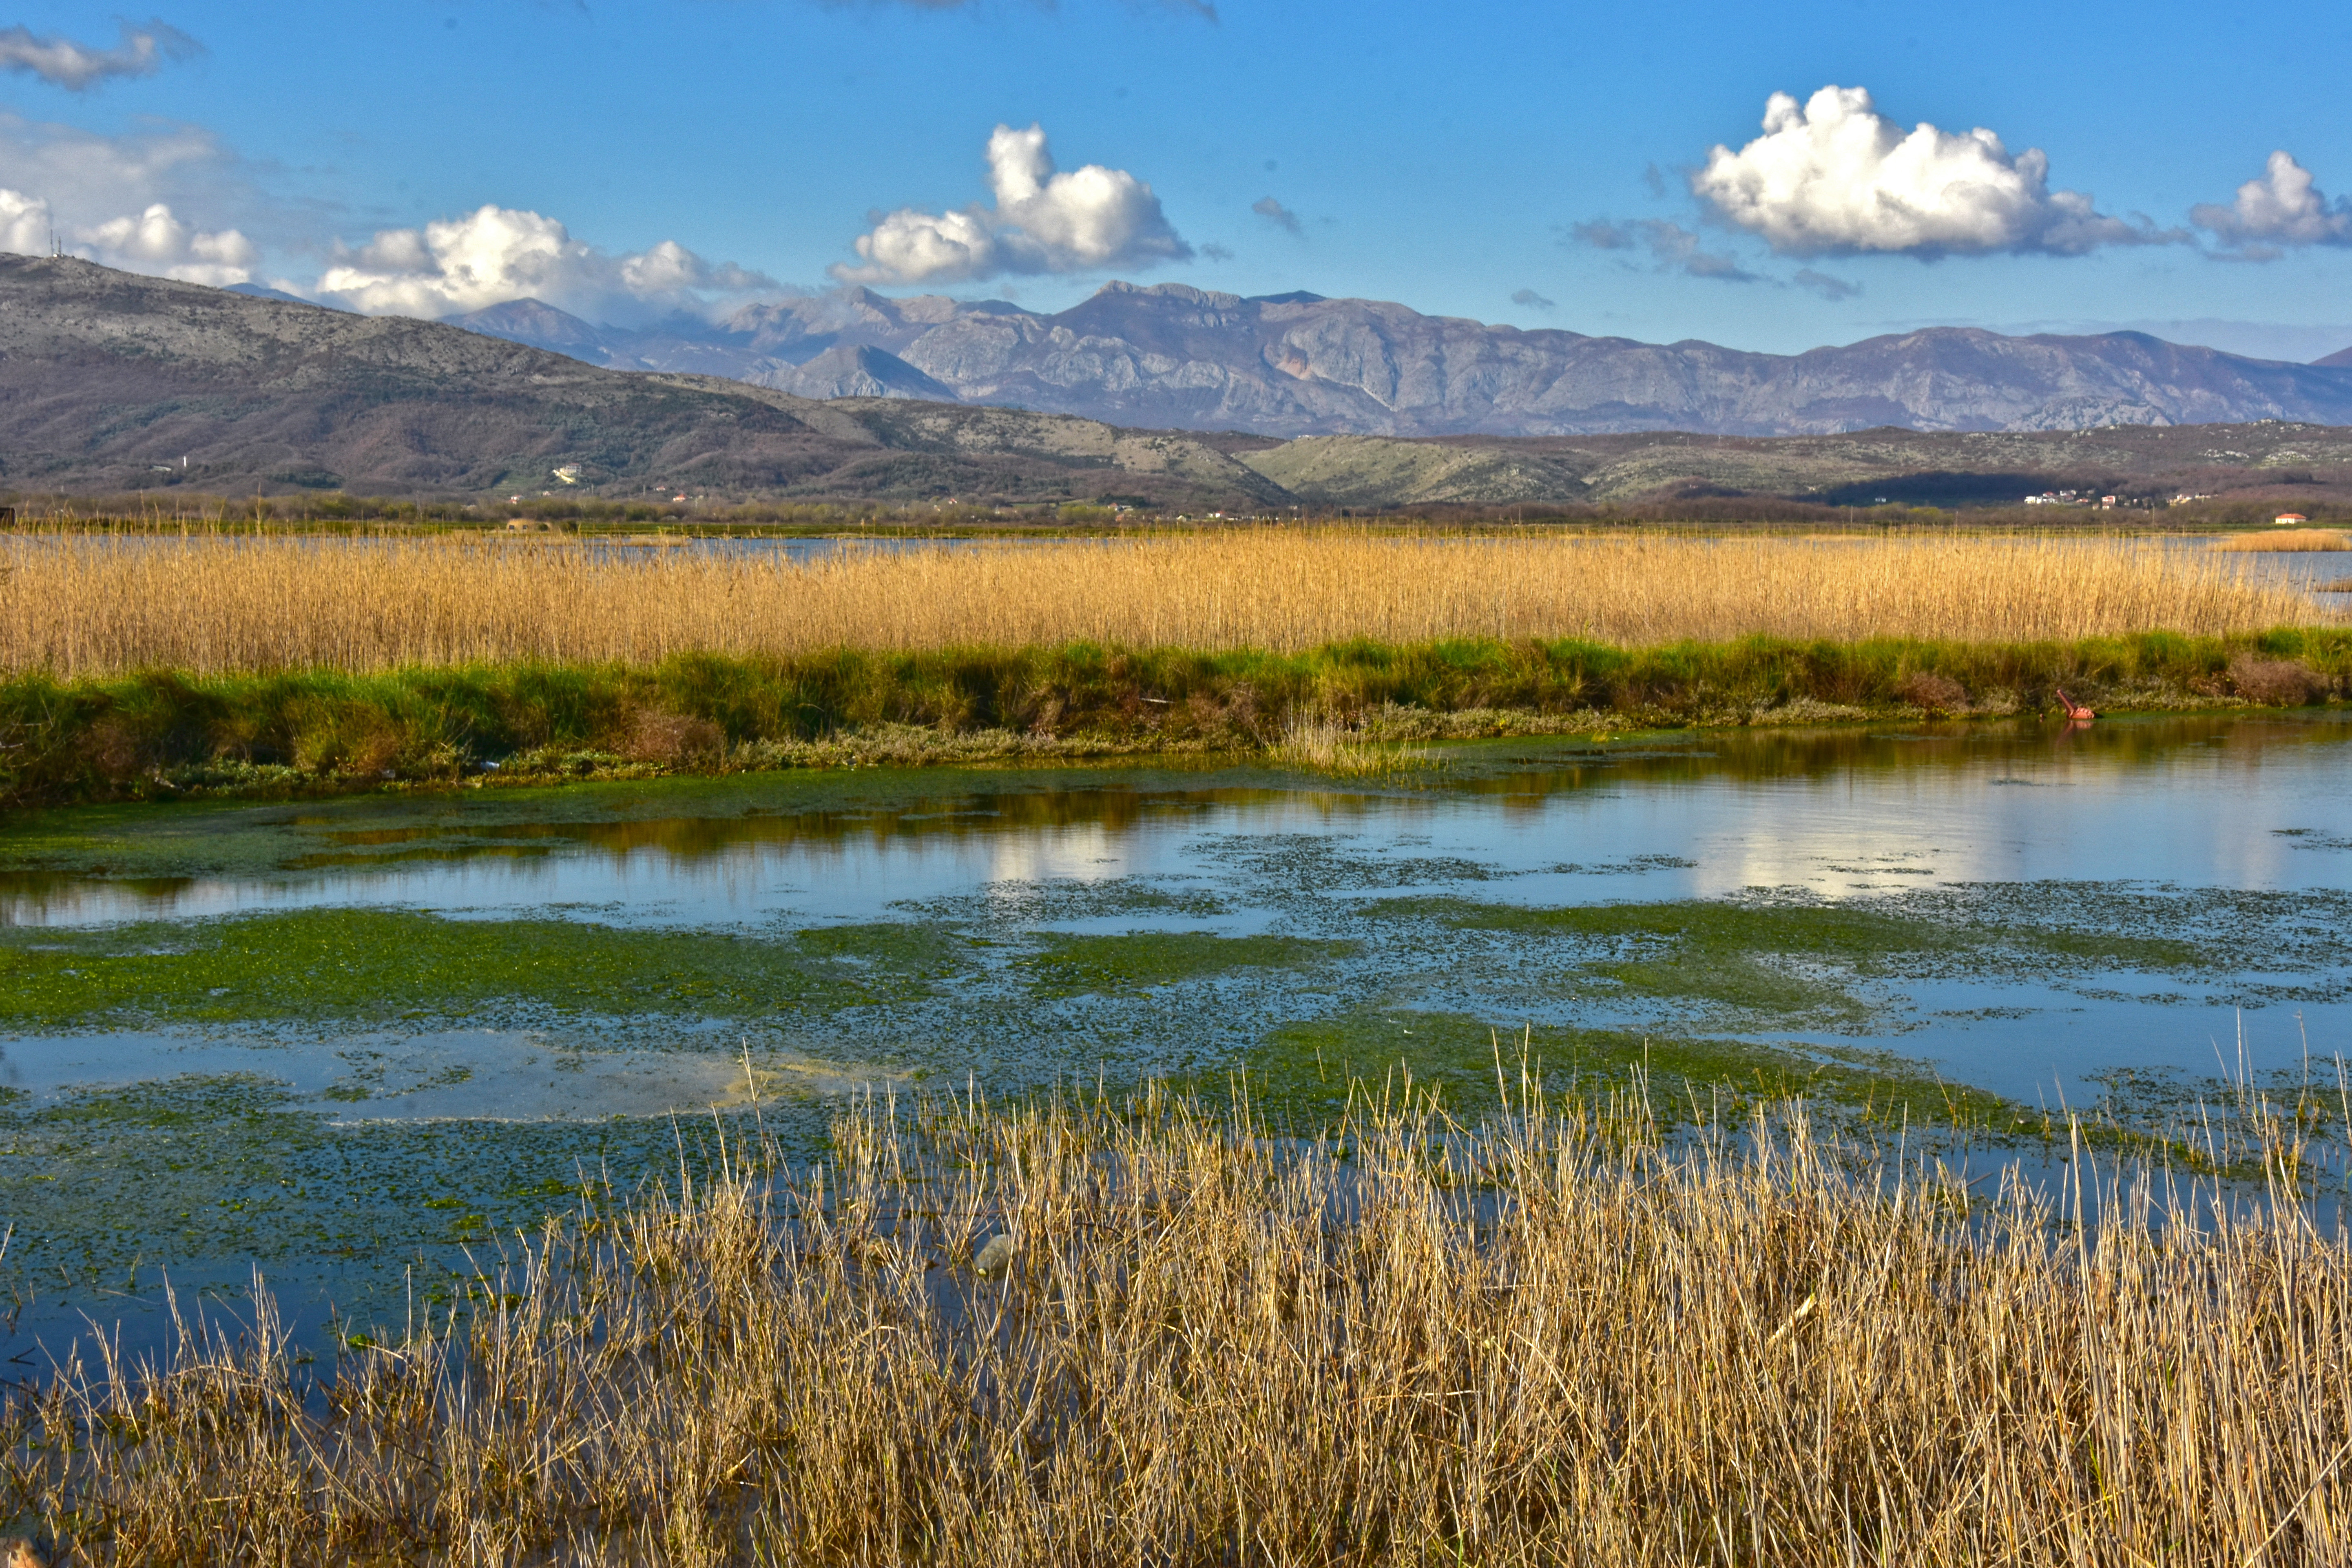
832, 123, 1190, 285
0, 100, 274, 284
2193, 152, 2352, 257
1690, 85, 2165, 257
313, 206, 772, 323
0, 187, 46, 254
5, 58, 2348, 348
0, 185, 252, 284
78, 201, 252, 285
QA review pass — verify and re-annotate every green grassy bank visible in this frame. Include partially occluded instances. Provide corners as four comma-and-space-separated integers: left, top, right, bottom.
5, 628, 2347, 810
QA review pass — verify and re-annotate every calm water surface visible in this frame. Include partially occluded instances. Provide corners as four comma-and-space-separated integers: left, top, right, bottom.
3, 712, 2346, 1108
2, 710, 2348, 1349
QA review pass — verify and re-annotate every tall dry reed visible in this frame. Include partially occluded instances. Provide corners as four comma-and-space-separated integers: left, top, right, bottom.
2211, 529, 2352, 553
0, 531, 2324, 678
9, 1079, 2351, 1566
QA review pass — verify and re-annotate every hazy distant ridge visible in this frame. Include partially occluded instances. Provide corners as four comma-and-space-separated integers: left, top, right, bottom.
9, 257, 2352, 510
451, 282, 2352, 438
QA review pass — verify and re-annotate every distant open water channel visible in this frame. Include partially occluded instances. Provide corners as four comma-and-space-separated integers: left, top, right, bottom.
85, 529, 2351, 591
665, 533, 2351, 592
1, 711, 2348, 1352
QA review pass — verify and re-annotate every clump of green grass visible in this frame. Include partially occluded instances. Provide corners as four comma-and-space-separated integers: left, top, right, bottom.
1266, 715, 1444, 777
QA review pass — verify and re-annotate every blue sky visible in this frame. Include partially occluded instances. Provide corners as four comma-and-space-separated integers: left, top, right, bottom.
4, 0, 2350, 358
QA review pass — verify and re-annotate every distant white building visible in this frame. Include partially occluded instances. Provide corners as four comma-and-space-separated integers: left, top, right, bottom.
2275, 512, 2309, 525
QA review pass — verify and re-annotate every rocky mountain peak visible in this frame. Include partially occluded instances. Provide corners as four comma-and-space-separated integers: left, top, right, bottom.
241, 259, 2352, 442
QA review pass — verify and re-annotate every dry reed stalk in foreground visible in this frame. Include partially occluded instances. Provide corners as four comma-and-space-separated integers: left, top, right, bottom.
8, 1081, 2350, 1566
0, 531, 2324, 678
2211, 529, 2351, 553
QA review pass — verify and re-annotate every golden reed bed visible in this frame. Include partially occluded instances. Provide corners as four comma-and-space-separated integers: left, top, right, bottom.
2210, 529, 2352, 552
0, 531, 2325, 678
15, 1084, 2351, 1566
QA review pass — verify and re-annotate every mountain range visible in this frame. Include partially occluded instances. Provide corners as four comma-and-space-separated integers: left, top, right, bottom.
0, 257, 1286, 507
446, 283, 2352, 439
5, 256, 2350, 511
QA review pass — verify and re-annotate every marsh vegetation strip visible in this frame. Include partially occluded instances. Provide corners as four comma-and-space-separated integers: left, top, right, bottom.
0, 531, 2329, 675
12, 1085, 2352, 1566
1, 713, 2348, 1374
13, 630, 2346, 819
2, 712, 2345, 1101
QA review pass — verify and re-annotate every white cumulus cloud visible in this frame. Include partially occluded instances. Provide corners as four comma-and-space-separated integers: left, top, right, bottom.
1691, 85, 2164, 257
0, 107, 252, 233
313, 205, 773, 322
0, 19, 200, 91
0, 108, 763, 315
834, 122, 1190, 285
0, 185, 254, 284
0, 186, 48, 253
2192, 152, 2352, 256
78, 201, 254, 284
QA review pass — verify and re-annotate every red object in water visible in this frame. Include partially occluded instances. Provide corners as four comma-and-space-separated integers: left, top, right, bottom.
2053, 686, 2096, 721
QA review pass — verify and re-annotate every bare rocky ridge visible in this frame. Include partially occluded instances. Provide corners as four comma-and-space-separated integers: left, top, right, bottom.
5, 257, 2350, 511
0, 257, 1282, 506
452, 281, 2352, 439
773, 344, 959, 402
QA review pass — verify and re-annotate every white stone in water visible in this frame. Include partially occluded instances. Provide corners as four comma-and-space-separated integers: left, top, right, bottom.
972, 1233, 1017, 1276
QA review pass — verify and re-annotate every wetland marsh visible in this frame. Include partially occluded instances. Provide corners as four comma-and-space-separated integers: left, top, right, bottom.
2, 709, 2347, 1349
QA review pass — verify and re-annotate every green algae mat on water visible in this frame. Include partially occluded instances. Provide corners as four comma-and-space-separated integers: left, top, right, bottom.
0, 909, 962, 1028
3, 713, 2350, 1341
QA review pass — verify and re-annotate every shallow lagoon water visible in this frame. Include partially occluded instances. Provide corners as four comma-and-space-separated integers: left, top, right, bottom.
4, 712, 2349, 1106
1, 712, 2349, 1347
